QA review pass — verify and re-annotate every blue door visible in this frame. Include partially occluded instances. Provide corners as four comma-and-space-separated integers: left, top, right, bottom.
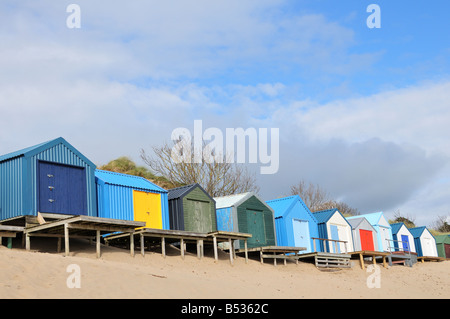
401, 235, 410, 252
330, 225, 340, 253
38, 161, 87, 215
293, 219, 310, 252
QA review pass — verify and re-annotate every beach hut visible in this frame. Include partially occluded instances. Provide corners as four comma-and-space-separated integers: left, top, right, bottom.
215, 192, 276, 249
390, 222, 416, 253
95, 170, 169, 229
409, 226, 438, 257
266, 195, 318, 253
346, 216, 378, 252
313, 209, 354, 254
435, 235, 450, 258
167, 183, 217, 233
354, 212, 393, 252
0, 137, 97, 220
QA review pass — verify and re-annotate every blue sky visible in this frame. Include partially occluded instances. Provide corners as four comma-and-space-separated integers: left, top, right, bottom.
0, 1, 449, 227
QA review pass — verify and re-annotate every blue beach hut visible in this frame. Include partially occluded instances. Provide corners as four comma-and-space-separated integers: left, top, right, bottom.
95, 170, 169, 229
0, 137, 97, 220
409, 226, 438, 257
313, 209, 354, 253
266, 195, 318, 253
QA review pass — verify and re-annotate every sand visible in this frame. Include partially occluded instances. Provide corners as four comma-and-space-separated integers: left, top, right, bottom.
0, 237, 449, 299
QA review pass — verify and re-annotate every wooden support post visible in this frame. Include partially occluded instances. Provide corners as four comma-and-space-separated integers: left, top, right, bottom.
359, 253, 365, 270
161, 236, 166, 258
274, 252, 277, 266
181, 238, 185, 260
244, 239, 248, 264
313, 239, 316, 252
130, 232, 134, 257
140, 233, 144, 257
260, 248, 263, 264
213, 236, 218, 262
284, 253, 287, 266
25, 233, 30, 251
96, 230, 101, 259
228, 238, 233, 265
7, 237, 12, 249
198, 239, 203, 259
64, 223, 69, 257
383, 256, 387, 268
57, 237, 61, 253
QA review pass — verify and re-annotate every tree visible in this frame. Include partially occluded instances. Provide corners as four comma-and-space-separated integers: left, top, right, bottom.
431, 215, 450, 233
140, 140, 260, 197
390, 210, 416, 228
98, 156, 180, 189
289, 180, 359, 216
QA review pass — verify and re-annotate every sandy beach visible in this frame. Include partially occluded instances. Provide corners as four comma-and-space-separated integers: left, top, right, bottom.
0, 237, 448, 300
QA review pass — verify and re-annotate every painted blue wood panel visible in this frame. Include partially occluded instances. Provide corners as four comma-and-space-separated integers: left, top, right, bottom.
216, 207, 233, 232
293, 219, 310, 251
38, 161, 87, 215
401, 234, 410, 252
330, 224, 340, 253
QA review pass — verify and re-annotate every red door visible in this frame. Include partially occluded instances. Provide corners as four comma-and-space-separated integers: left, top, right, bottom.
359, 229, 374, 251
445, 244, 450, 258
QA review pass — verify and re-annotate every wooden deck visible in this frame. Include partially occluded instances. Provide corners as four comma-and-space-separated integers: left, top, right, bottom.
104, 228, 252, 265
23, 215, 145, 258
235, 246, 307, 266
348, 251, 390, 270
417, 256, 446, 263
0, 225, 25, 249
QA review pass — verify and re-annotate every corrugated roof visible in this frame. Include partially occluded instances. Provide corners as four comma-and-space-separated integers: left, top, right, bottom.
167, 183, 198, 200
95, 169, 167, 193
214, 192, 252, 209
346, 216, 365, 228
435, 234, 450, 244
0, 137, 96, 168
313, 208, 339, 224
266, 196, 297, 218
266, 195, 314, 220
348, 212, 385, 226
390, 222, 408, 234
409, 226, 427, 238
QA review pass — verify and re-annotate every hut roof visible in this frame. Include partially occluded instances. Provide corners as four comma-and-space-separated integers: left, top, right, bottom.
95, 169, 167, 193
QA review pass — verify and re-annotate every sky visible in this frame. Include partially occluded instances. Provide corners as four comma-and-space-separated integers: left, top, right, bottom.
0, 0, 449, 227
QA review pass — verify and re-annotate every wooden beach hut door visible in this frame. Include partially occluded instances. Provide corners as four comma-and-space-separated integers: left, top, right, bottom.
445, 244, 450, 258
359, 229, 375, 251
38, 161, 87, 215
401, 235, 410, 252
133, 190, 162, 229
191, 200, 212, 233
293, 219, 310, 251
247, 210, 265, 247
330, 225, 340, 253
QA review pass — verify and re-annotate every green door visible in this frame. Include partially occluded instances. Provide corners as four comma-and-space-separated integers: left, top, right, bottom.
186, 199, 212, 233
247, 209, 265, 248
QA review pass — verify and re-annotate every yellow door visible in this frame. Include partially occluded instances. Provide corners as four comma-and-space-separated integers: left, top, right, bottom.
133, 190, 162, 229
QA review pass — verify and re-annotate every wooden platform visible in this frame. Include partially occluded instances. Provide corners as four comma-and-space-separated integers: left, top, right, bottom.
23, 215, 145, 258
297, 252, 352, 269
104, 228, 252, 265
236, 246, 306, 266
348, 251, 390, 270
417, 256, 446, 263
0, 225, 25, 249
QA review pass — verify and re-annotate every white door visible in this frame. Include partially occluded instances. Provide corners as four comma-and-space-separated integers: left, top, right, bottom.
292, 219, 310, 252
380, 227, 391, 252
422, 235, 437, 257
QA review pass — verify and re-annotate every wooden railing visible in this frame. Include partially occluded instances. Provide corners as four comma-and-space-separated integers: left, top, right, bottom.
311, 237, 349, 254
